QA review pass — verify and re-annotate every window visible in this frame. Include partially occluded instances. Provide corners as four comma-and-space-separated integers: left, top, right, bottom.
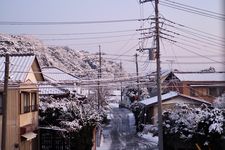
190, 88, 196, 96
21, 92, 30, 113
209, 87, 225, 97
31, 93, 37, 111
201, 88, 208, 96
190, 87, 209, 97
0, 93, 3, 114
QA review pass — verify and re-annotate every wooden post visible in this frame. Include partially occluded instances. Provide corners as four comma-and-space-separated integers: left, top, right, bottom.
1, 53, 9, 150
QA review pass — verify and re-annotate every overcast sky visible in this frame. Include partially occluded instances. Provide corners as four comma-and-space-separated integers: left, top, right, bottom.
0, 0, 224, 74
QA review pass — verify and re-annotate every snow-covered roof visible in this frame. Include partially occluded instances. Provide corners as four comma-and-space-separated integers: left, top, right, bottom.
140, 91, 178, 105
42, 67, 79, 83
173, 72, 225, 82
38, 84, 66, 95
0, 54, 36, 82
140, 91, 210, 106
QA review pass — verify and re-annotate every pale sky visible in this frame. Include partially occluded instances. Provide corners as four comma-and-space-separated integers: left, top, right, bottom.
0, 0, 224, 74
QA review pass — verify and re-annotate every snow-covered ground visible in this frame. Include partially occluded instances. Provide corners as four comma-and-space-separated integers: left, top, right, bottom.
138, 132, 158, 144
97, 107, 158, 150
109, 102, 119, 108
98, 92, 158, 150
97, 125, 112, 150
137, 124, 159, 144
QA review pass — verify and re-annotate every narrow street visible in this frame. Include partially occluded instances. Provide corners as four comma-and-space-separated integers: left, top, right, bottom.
97, 107, 158, 150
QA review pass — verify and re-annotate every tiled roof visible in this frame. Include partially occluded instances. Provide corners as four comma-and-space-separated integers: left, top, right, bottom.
0, 54, 35, 82
174, 72, 225, 82
38, 84, 66, 95
42, 67, 79, 83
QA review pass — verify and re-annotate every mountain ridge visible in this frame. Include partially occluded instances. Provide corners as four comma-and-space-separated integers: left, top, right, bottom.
0, 33, 126, 79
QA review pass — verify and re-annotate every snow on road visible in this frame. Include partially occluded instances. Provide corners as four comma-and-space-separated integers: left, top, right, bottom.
97, 105, 158, 150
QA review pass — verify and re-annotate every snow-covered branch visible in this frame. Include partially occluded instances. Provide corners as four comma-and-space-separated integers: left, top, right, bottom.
39, 94, 105, 132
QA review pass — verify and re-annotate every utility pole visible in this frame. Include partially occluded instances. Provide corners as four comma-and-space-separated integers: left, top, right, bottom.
120, 61, 123, 103
135, 53, 140, 101
154, 0, 164, 149
139, 0, 163, 149
97, 45, 102, 109
1, 53, 9, 150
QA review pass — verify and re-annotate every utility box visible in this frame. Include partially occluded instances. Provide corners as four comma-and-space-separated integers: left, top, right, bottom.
149, 48, 156, 60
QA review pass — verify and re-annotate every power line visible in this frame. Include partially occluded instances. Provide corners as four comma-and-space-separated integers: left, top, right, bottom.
162, 24, 225, 45
52, 39, 138, 46
85, 52, 223, 58
160, 36, 224, 65
0, 18, 150, 25
159, 1, 225, 21
161, 18, 225, 40
160, 25, 225, 44
110, 34, 140, 60
171, 38, 224, 55
161, 38, 183, 72
160, 3, 224, 21
159, 19, 225, 50
166, 41, 225, 65
104, 56, 224, 64
162, 0, 225, 17
164, 30, 225, 50
41, 33, 138, 41
161, 55, 222, 58
22, 29, 136, 36
173, 36, 225, 51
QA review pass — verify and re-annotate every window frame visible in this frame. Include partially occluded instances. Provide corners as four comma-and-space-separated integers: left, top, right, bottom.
21, 92, 30, 114
31, 93, 38, 111
190, 88, 197, 96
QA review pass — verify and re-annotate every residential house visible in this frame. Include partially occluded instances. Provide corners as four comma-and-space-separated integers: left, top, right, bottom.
163, 71, 225, 103
38, 83, 69, 98
41, 67, 85, 95
39, 67, 96, 150
139, 91, 211, 124
0, 54, 44, 150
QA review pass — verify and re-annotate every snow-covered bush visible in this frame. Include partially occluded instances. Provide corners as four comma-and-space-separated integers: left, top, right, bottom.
39, 94, 105, 132
163, 104, 225, 149
39, 94, 107, 149
137, 124, 159, 145
141, 124, 158, 136
213, 93, 225, 109
130, 102, 145, 131
123, 85, 149, 103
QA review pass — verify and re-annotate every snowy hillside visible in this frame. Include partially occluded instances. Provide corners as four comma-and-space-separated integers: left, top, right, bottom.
0, 33, 126, 79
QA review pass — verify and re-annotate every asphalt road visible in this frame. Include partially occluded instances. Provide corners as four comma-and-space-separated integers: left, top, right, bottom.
98, 107, 158, 150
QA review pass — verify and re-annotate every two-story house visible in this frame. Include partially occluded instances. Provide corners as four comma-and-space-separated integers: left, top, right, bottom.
0, 54, 44, 150
163, 71, 225, 103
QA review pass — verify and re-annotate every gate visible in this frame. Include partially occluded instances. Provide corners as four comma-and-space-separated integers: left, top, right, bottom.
40, 128, 70, 150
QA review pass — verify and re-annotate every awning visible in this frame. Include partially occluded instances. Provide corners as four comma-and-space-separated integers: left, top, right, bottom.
21, 132, 37, 141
